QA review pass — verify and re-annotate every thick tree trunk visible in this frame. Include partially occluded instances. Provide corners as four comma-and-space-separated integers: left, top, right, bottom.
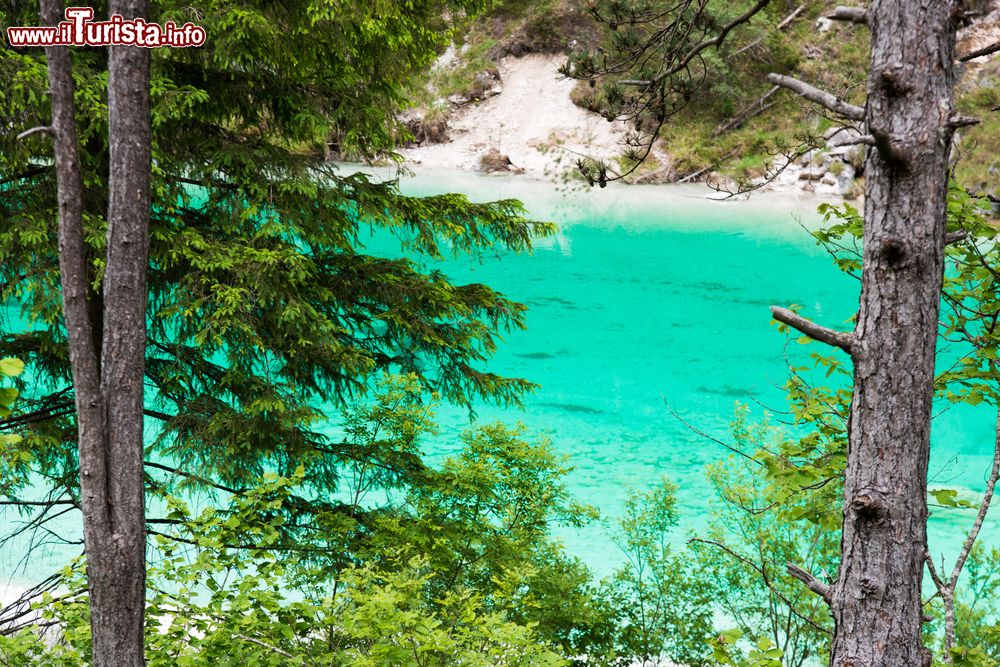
830, 1, 957, 664
42, 2, 151, 664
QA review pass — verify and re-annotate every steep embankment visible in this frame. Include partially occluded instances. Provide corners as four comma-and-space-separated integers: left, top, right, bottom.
399, 1, 1000, 199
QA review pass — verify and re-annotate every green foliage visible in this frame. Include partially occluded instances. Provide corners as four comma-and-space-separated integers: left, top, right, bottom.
0, 377, 611, 664
598, 479, 715, 666
693, 418, 835, 667
0, 476, 568, 666
710, 629, 785, 667
0, 357, 22, 444
561, 0, 868, 182
0, 0, 556, 522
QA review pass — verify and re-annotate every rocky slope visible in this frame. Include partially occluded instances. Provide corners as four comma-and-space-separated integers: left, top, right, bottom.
397, 2, 1000, 200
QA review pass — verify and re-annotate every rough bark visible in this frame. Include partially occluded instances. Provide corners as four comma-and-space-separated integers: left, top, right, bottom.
831, 1, 957, 664
41, 1, 151, 664
91, 2, 152, 664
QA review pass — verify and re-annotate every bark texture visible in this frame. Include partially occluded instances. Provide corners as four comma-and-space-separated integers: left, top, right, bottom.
42, 1, 151, 664
831, 1, 958, 664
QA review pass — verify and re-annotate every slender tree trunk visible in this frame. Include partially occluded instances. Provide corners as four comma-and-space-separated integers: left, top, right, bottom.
831, 1, 957, 664
91, 2, 151, 664
42, 1, 151, 664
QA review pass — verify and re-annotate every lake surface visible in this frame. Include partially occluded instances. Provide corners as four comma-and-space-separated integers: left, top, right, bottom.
370, 168, 1000, 578
2, 169, 997, 588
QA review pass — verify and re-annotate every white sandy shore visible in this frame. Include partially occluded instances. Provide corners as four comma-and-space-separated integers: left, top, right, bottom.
393, 53, 851, 201
349, 163, 843, 239
396, 8, 1000, 200
398, 53, 634, 180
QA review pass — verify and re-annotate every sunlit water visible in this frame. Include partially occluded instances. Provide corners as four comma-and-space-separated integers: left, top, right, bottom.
2, 168, 997, 591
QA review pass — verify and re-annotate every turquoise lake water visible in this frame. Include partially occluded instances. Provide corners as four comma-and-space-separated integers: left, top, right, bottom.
373, 168, 1000, 578
2, 169, 998, 587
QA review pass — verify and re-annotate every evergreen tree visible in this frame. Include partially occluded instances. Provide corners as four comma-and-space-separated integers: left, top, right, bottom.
0, 0, 556, 656
1, 0, 552, 521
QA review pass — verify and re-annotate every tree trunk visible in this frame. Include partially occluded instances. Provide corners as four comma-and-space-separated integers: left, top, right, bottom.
91, 2, 151, 664
831, 1, 957, 664
42, 1, 151, 664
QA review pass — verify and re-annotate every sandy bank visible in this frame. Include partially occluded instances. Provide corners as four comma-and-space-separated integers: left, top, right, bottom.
398, 54, 633, 180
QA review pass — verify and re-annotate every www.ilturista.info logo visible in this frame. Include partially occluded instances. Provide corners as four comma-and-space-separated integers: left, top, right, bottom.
6, 7, 206, 48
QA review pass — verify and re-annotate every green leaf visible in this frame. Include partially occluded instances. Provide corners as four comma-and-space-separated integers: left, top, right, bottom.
930, 488, 975, 509
0, 357, 24, 377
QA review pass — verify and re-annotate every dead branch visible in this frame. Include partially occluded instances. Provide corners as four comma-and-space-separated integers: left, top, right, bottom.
716, 85, 781, 134
959, 42, 1000, 63
828, 7, 868, 24
778, 4, 806, 30
662, 398, 764, 466
830, 134, 875, 148
690, 538, 830, 634
15, 126, 54, 141
767, 73, 865, 121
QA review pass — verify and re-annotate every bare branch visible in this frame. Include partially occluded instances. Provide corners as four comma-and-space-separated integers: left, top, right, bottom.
715, 86, 781, 134
675, 147, 740, 183
690, 539, 830, 634
959, 41, 1000, 63
830, 134, 875, 148
777, 5, 806, 30
828, 6, 868, 24
948, 406, 1000, 590
236, 635, 294, 659
925, 551, 947, 594
786, 562, 832, 604
945, 230, 968, 245
733, 37, 763, 57
15, 126, 54, 141
767, 73, 865, 121
770, 306, 854, 354
662, 398, 764, 467
948, 114, 979, 129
